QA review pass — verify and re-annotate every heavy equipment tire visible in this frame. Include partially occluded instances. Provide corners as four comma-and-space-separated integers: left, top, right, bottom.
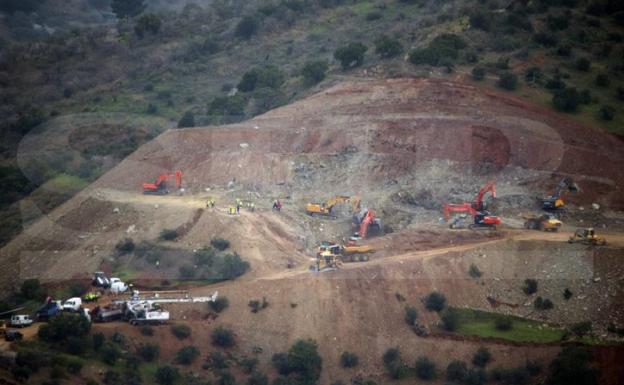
352, 255, 360, 262
538, 222, 544, 231
362, 255, 369, 262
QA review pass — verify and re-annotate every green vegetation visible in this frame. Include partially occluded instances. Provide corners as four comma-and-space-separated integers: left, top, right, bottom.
375, 35, 403, 58
404, 306, 418, 326
159, 228, 178, 241
497, 72, 519, 91
468, 263, 482, 278
135, 13, 161, 38
211, 237, 231, 251
170, 324, 192, 340
177, 110, 195, 128
383, 348, 409, 380
155, 365, 179, 385
236, 16, 259, 39
334, 42, 368, 69
446, 360, 468, 382
209, 296, 230, 313
138, 343, 160, 362
424, 291, 446, 312
522, 279, 538, 295
534, 296, 554, 311
249, 297, 269, 313
472, 347, 491, 368
340, 351, 359, 368
301, 60, 329, 86
546, 347, 599, 385
271, 339, 322, 384
415, 356, 436, 380
409, 34, 467, 67
175, 346, 200, 365
211, 326, 235, 348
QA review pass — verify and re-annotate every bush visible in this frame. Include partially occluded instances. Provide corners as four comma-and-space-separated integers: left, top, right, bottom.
20, 278, 44, 300
101, 342, 121, 365
194, 246, 216, 266
38, 313, 91, 343
580, 89, 592, 105
92, 332, 105, 351
599, 105, 616, 121
177, 111, 195, 128
211, 238, 230, 251
525, 67, 542, 84
210, 296, 230, 313
111, 0, 145, 18
374, 35, 403, 58
179, 264, 196, 279
156, 365, 180, 385
526, 360, 542, 376
249, 297, 269, 313
595, 73, 610, 87
497, 73, 518, 91
134, 13, 161, 38
240, 357, 259, 374
570, 321, 592, 337
301, 60, 329, 86
12, 366, 32, 382
66, 336, 89, 355
415, 356, 437, 380
207, 94, 247, 124
236, 16, 258, 39
365, 11, 382, 21
424, 291, 446, 312
465, 369, 486, 385
534, 296, 554, 310
575, 57, 591, 72
287, 339, 322, 383
140, 325, 154, 336
441, 308, 460, 331
217, 253, 250, 280
170, 324, 191, 340
115, 238, 135, 255
103, 370, 120, 385
67, 359, 83, 374
553, 88, 580, 112
447, 360, 468, 381
404, 306, 418, 326
547, 347, 598, 385
272, 353, 290, 375
382, 348, 400, 365
470, 11, 491, 31
248, 371, 269, 385
533, 32, 558, 47
209, 351, 230, 369
219, 371, 236, 385
472, 67, 486, 81
175, 346, 200, 365
146, 103, 158, 114
159, 228, 178, 241
138, 343, 160, 362
69, 282, 87, 297
472, 347, 491, 367
334, 43, 368, 69
340, 351, 359, 368
212, 326, 235, 348
495, 316, 513, 331
238, 66, 285, 92
522, 279, 538, 295
469, 263, 482, 278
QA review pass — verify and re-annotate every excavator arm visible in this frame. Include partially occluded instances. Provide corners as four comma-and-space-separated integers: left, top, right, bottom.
472, 181, 496, 212
143, 170, 183, 194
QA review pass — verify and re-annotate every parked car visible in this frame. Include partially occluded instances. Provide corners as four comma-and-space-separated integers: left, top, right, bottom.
62, 297, 83, 312
110, 278, 129, 294
10, 315, 33, 328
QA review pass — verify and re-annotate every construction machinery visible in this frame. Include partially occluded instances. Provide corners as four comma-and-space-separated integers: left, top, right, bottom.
306, 195, 360, 217
35, 297, 61, 321
92, 271, 111, 288
541, 177, 579, 212
568, 228, 606, 246
90, 305, 124, 323
353, 208, 382, 238
142, 170, 183, 195
523, 213, 562, 232
312, 240, 375, 271
444, 182, 501, 229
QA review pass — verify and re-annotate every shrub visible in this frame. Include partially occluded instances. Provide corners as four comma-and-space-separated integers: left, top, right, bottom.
176, 346, 200, 365
210, 296, 230, 313
138, 343, 160, 362
382, 348, 400, 365
219, 371, 235, 385
212, 326, 235, 348
547, 347, 598, 385
595, 73, 609, 87
562, 288, 573, 300
170, 324, 191, 340
240, 357, 259, 374
415, 356, 437, 380
217, 253, 250, 280
92, 332, 105, 351
553, 88, 580, 112
534, 296, 554, 310
570, 321, 592, 337
472, 67, 486, 81
424, 291, 446, 312
472, 347, 491, 367
111, 0, 145, 18
469, 263, 482, 278
236, 16, 258, 39
69, 282, 87, 297
211, 238, 230, 251
334, 43, 367, 69
103, 370, 120, 385
404, 306, 418, 326
66, 336, 89, 355
194, 246, 216, 266
470, 11, 491, 31
38, 313, 91, 342
177, 111, 195, 128
12, 366, 32, 381
365, 11, 382, 21
533, 32, 558, 47
525, 360, 542, 376
272, 353, 290, 375
374, 35, 403, 58
575, 57, 591, 72
20, 278, 44, 300
522, 279, 538, 295
599, 105, 615, 121
67, 359, 83, 374
340, 351, 359, 368
140, 325, 154, 336
209, 351, 230, 369
287, 339, 322, 383
207, 94, 247, 124
441, 308, 460, 331
494, 316, 513, 331
580, 89, 592, 105
179, 264, 196, 279
301, 60, 329, 86
496, 57, 510, 70
238, 66, 285, 92
447, 360, 468, 382
248, 371, 269, 385
156, 365, 179, 385
134, 13, 161, 38
115, 238, 135, 255
497, 73, 518, 91
146, 103, 158, 114
525, 67, 542, 84
465, 369, 486, 385
249, 297, 269, 313
159, 228, 178, 241
101, 342, 121, 365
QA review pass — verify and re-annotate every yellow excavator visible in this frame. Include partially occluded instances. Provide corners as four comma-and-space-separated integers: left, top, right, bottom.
306, 195, 360, 217
568, 228, 606, 246
312, 240, 374, 271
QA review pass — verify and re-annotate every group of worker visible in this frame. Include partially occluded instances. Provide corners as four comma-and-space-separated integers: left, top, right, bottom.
207, 197, 269, 214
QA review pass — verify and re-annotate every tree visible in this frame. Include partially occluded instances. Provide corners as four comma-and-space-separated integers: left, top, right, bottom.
210, 296, 230, 313
217, 253, 250, 280
553, 88, 580, 112
340, 351, 359, 368
374, 35, 403, 58
424, 291, 446, 312
111, 0, 145, 19
472, 347, 491, 367
116, 238, 135, 255
472, 67, 486, 81
522, 279, 538, 295
447, 360, 468, 382
497, 73, 518, 91
404, 306, 418, 326
495, 316, 513, 331
272, 353, 290, 375
599, 105, 615, 121
211, 238, 230, 251
177, 111, 195, 128
212, 326, 235, 348
236, 16, 258, 39
138, 343, 160, 362
20, 278, 44, 300
415, 356, 436, 380
156, 366, 180, 385
101, 342, 121, 365
170, 324, 191, 340
334, 43, 367, 69
525, 67, 542, 84
175, 346, 200, 365
248, 371, 269, 385
546, 347, 598, 385
441, 308, 460, 331
288, 339, 322, 383
301, 60, 329, 86
38, 313, 91, 343
135, 13, 161, 38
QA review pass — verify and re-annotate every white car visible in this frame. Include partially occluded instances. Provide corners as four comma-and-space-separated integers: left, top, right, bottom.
62, 297, 83, 312
10, 315, 34, 328
110, 278, 129, 294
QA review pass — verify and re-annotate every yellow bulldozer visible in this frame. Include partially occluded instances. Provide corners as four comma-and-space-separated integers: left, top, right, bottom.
312, 241, 374, 271
568, 228, 606, 246
306, 195, 360, 217
522, 213, 562, 232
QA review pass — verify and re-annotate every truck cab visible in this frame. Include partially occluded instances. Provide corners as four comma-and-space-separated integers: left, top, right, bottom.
62, 297, 83, 312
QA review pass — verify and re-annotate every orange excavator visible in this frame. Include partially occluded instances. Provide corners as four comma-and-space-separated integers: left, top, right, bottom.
444, 181, 501, 229
142, 170, 183, 195
353, 208, 381, 239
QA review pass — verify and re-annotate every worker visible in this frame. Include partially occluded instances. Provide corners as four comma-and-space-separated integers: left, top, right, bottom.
250, 202, 255, 212
210, 199, 215, 208
272, 199, 282, 211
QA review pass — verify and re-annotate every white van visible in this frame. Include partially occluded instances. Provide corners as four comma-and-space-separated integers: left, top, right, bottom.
10, 315, 34, 328
62, 297, 83, 312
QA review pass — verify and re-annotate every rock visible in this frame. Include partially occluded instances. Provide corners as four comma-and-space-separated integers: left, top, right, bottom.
239, 143, 249, 149
113, 207, 120, 213
126, 225, 136, 234
592, 203, 600, 210
594, 277, 602, 283
154, 204, 159, 209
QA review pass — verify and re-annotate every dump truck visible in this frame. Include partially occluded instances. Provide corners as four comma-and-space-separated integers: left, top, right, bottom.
523, 214, 562, 232
568, 228, 606, 246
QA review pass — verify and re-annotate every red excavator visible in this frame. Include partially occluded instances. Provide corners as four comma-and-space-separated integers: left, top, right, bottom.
354, 209, 381, 239
443, 181, 501, 229
142, 170, 183, 195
